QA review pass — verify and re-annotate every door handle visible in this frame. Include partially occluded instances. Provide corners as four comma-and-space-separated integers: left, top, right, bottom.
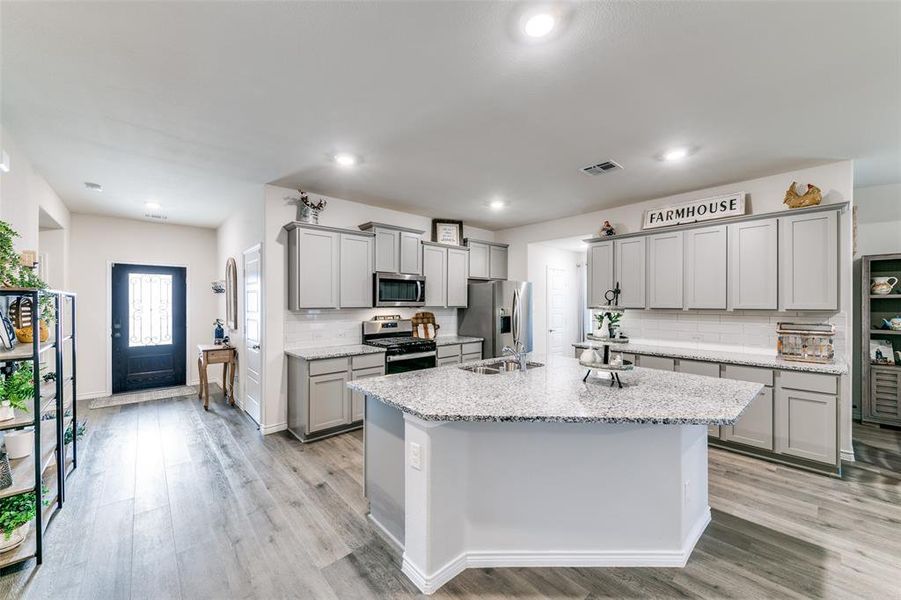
252, 344, 261, 350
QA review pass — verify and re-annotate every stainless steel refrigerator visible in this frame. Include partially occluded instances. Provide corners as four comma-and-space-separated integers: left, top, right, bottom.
459, 280, 533, 359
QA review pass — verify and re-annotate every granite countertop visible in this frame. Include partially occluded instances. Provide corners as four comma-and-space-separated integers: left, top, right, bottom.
572, 341, 848, 375
285, 344, 386, 360
434, 335, 484, 346
348, 355, 761, 425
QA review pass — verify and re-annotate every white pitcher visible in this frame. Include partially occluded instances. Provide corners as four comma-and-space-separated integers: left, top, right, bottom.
871, 276, 898, 295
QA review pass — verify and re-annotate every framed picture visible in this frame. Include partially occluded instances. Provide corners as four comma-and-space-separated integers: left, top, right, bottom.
431, 219, 463, 246
870, 340, 895, 365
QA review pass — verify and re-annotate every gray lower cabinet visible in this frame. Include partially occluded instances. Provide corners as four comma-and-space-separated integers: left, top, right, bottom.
648, 231, 684, 308
774, 385, 837, 464
638, 355, 675, 371
288, 353, 385, 441
437, 342, 482, 366
675, 359, 721, 438
722, 387, 774, 450
588, 241, 614, 308
614, 238, 646, 308
779, 210, 839, 310
309, 371, 351, 432
867, 366, 901, 425
684, 225, 727, 309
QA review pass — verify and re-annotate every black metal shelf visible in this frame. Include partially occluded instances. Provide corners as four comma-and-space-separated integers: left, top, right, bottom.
0, 288, 77, 568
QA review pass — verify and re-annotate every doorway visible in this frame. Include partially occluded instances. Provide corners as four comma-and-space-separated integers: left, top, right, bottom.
111, 263, 187, 393
243, 245, 263, 425
546, 265, 573, 357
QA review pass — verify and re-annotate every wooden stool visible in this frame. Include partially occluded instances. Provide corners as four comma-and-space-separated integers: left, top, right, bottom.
197, 344, 237, 410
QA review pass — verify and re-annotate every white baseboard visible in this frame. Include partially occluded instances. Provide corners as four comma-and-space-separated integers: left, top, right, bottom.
261, 421, 287, 435
367, 513, 404, 555
77, 390, 108, 401
841, 449, 856, 462
402, 507, 712, 595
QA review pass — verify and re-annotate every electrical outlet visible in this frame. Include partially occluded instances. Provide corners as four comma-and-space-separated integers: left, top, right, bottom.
409, 442, 422, 470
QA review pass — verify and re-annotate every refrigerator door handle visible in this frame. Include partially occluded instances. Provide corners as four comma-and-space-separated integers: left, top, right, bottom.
512, 287, 520, 346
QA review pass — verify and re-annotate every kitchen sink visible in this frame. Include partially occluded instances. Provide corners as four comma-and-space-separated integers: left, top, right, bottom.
459, 360, 544, 374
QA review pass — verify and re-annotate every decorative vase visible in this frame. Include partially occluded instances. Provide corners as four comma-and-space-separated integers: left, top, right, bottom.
0, 401, 14, 422
0, 450, 11, 490
871, 277, 898, 295
4, 428, 34, 459
214, 322, 225, 344
0, 523, 29, 554
298, 205, 322, 225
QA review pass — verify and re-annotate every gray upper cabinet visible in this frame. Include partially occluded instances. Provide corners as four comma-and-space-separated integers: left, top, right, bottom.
614, 237, 646, 308
423, 243, 470, 308
465, 239, 508, 280
287, 224, 340, 309
648, 231, 684, 309
587, 241, 614, 308
779, 210, 838, 310
286, 222, 374, 310
489, 245, 508, 280
468, 242, 490, 279
684, 225, 727, 309
339, 233, 373, 308
422, 243, 447, 307
399, 231, 422, 274
728, 218, 778, 310
359, 222, 424, 275
447, 247, 470, 307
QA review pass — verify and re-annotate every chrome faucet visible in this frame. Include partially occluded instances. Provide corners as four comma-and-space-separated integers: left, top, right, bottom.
502, 341, 529, 371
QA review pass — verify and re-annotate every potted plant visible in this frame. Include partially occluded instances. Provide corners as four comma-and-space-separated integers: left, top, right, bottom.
0, 220, 55, 332
0, 486, 48, 553
0, 363, 34, 422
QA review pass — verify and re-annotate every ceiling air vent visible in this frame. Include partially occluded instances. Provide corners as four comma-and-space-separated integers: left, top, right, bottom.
581, 160, 623, 176
144, 213, 168, 221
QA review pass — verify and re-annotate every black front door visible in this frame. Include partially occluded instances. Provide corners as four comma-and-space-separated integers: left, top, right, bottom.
111, 263, 186, 393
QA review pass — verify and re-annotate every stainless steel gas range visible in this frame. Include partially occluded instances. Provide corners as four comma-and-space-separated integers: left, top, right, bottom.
362, 317, 436, 374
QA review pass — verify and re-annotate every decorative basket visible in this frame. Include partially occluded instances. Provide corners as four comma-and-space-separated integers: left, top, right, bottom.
15, 321, 50, 344
776, 322, 835, 364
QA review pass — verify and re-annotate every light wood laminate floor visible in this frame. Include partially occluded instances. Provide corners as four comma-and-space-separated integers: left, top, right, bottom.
2, 391, 900, 599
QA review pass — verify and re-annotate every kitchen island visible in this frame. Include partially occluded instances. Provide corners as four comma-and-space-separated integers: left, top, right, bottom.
349, 356, 762, 594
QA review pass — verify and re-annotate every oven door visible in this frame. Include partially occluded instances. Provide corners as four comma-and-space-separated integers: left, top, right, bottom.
385, 351, 436, 374
375, 273, 426, 307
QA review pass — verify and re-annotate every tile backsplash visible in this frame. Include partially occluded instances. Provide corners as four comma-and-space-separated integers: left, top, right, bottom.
285, 308, 459, 348
604, 309, 847, 359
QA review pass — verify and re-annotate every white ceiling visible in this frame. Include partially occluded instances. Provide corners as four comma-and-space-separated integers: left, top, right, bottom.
2, 2, 899, 230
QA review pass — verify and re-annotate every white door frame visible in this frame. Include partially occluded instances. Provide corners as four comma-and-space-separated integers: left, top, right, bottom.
242, 243, 264, 428
104, 260, 191, 397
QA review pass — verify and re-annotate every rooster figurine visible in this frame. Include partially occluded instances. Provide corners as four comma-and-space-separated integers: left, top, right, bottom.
784, 182, 822, 209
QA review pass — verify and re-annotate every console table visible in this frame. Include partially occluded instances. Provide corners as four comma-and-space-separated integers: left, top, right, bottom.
197, 344, 237, 410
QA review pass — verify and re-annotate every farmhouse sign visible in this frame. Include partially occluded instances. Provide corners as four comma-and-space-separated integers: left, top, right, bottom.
642, 192, 746, 230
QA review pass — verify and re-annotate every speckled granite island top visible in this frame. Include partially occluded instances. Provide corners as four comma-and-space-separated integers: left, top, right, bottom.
573, 341, 847, 375
285, 344, 385, 360
348, 355, 762, 425
434, 335, 484, 346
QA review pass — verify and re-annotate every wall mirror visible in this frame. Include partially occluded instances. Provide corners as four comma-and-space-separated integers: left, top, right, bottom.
225, 257, 238, 330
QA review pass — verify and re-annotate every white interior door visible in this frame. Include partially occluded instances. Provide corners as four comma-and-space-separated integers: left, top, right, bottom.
243, 245, 263, 425
546, 266, 569, 357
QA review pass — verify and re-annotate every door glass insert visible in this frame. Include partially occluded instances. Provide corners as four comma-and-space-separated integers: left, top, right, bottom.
128, 273, 173, 346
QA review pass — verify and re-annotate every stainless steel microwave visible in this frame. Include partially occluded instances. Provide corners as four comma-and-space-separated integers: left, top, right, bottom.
374, 272, 426, 307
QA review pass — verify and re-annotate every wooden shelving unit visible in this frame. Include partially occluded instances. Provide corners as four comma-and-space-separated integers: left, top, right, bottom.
0, 289, 77, 569
861, 254, 901, 427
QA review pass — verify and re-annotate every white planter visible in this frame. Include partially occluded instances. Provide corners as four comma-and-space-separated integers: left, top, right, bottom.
0, 402, 14, 422
0, 522, 29, 554
4, 428, 34, 459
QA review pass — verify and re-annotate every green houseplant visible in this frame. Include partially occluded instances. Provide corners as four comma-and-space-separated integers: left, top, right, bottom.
0, 485, 49, 552
0, 220, 54, 324
0, 363, 35, 422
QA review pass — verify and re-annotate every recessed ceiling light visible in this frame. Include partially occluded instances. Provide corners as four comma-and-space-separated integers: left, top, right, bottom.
524, 13, 556, 38
490, 199, 506, 211
662, 148, 689, 162
145, 201, 161, 210
334, 153, 358, 167
84, 181, 103, 192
